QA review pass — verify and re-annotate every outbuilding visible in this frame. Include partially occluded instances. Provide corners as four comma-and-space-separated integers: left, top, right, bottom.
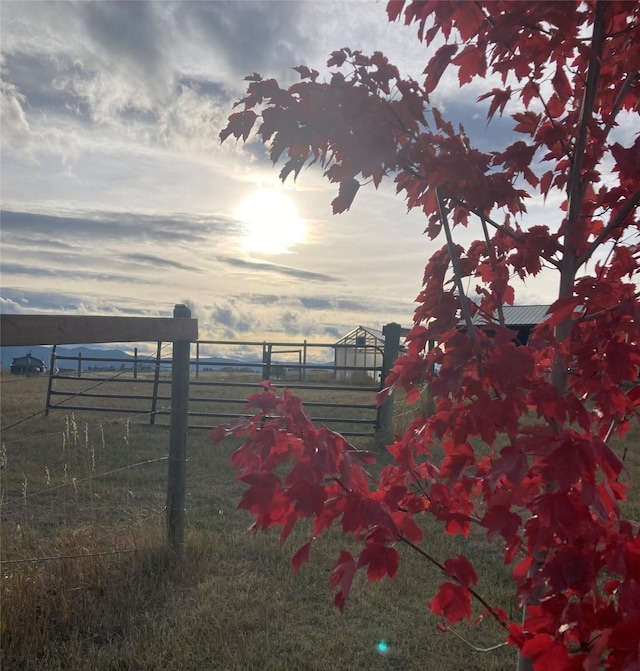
10, 352, 47, 375
471, 305, 551, 345
334, 326, 385, 382
334, 325, 408, 382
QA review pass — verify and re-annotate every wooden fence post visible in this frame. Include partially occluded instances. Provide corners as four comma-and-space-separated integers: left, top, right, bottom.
376, 322, 402, 436
45, 346, 57, 417
150, 341, 162, 425
262, 343, 272, 380
166, 305, 191, 555
302, 340, 307, 382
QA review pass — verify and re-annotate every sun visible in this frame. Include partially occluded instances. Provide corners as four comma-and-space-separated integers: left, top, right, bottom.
235, 188, 305, 254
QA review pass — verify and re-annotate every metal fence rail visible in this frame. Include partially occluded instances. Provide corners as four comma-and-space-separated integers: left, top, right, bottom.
44, 328, 403, 438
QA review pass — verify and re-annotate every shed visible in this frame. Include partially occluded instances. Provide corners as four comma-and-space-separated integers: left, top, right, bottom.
471, 305, 550, 345
10, 352, 47, 375
334, 325, 408, 382
334, 326, 384, 382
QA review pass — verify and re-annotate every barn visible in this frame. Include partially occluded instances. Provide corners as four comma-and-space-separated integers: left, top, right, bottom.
471, 305, 551, 344
10, 352, 47, 375
334, 325, 408, 382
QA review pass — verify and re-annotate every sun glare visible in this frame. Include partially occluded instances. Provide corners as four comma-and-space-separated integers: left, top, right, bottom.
236, 189, 305, 254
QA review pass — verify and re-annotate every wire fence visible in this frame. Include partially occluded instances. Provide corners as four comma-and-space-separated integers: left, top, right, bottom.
1, 381, 172, 570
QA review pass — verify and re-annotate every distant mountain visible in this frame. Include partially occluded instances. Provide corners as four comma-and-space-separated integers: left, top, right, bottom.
1, 346, 134, 372
1, 345, 262, 373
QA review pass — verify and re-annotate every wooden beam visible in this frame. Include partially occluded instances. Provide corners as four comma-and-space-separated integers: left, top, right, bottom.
0, 314, 198, 347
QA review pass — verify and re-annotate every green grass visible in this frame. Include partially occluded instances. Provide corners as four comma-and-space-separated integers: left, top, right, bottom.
1, 374, 637, 670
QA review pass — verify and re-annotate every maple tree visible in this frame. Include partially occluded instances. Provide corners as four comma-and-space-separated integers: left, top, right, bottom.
216, 2, 640, 670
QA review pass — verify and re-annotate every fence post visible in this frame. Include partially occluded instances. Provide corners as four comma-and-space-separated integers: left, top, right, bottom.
133, 347, 138, 379
302, 340, 307, 382
45, 346, 57, 416
150, 341, 162, 425
77, 352, 82, 378
262, 343, 272, 380
166, 305, 191, 555
376, 322, 402, 436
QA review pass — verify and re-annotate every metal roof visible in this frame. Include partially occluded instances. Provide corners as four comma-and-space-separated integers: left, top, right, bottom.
11, 355, 46, 365
335, 326, 385, 344
471, 305, 550, 326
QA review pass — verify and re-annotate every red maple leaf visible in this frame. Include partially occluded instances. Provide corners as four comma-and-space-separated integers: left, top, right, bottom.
219, 110, 257, 143
291, 539, 313, 572
521, 634, 570, 671
481, 507, 522, 544
452, 44, 487, 85
358, 542, 399, 582
244, 390, 279, 414
489, 445, 529, 489
444, 555, 478, 588
512, 111, 541, 136
238, 472, 291, 529
424, 44, 458, 94
329, 551, 357, 612
331, 177, 360, 214
477, 87, 512, 121
429, 582, 472, 624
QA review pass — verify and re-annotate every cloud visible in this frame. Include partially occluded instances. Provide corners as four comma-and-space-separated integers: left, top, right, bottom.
0, 297, 24, 314
279, 309, 315, 336
216, 255, 339, 283
300, 297, 332, 310
173, 1, 308, 85
121, 253, 203, 273
0, 209, 240, 248
299, 296, 381, 313
210, 300, 258, 339
0, 287, 158, 316
0, 262, 154, 284
243, 293, 281, 306
322, 325, 342, 340
0, 79, 31, 153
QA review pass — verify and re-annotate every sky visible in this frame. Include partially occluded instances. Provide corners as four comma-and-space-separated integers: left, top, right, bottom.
1, 1, 570, 358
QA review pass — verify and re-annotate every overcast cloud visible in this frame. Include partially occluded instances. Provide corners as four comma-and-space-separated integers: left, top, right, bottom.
1, 1, 571, 354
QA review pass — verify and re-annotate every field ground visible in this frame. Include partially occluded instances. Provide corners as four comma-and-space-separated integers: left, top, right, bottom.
1, 374, 637, 670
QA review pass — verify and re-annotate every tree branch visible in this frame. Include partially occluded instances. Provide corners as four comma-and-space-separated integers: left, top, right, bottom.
578, 187, 640, 266
451, 198, 526, 246
565, 0, 606, 254
437, 189, 482, 367
481, 214, 506, 327
399, 533, 509, 631
604, 70, 639, 139
440, 623, 510, 652
453, 199, 562, 269
552, 0, 606, 394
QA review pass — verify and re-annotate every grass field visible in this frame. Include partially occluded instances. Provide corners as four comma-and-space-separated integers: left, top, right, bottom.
1, 373, 637, 670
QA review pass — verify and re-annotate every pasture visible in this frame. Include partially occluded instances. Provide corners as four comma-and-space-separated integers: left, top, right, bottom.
1, 372, 637, 670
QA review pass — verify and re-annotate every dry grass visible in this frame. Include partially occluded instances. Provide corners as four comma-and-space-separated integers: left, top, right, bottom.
1, 373, 637, 670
